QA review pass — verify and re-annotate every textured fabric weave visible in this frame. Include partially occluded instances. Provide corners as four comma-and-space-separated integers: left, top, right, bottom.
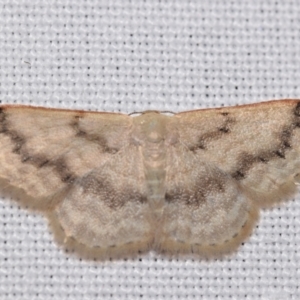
0, 1, 299, 299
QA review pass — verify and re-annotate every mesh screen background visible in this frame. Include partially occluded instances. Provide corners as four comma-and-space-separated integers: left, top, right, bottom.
0, 1, 300, 299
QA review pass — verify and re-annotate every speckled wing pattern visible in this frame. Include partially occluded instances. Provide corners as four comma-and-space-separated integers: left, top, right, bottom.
0, 107, 154, 256
0, 100, 299, 259
160, 100, 300, 254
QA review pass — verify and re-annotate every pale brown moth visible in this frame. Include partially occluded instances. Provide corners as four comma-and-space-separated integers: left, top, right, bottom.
0, 99, 299, 259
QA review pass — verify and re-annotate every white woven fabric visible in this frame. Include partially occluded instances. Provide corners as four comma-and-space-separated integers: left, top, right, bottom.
0, 1, 300, 299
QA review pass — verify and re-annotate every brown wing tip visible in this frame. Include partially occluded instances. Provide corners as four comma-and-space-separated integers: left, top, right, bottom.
177, 99, 300, 115
0, 104, 126, 116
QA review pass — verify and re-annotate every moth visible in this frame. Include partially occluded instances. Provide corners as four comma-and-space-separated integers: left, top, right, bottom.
0, 99, 299, 259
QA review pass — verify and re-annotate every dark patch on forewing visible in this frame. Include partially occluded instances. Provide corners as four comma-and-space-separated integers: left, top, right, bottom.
79, 173, 147, 209
294, 102, 300, 117
165, 175, 226, 207
221, 112, 229, 116
71, 115, 119, 154
0, 109, 26, 154
189, 114, 235, 151
231, 103, 300, 181
51, 157, 76, 183
0, 108, 76, 184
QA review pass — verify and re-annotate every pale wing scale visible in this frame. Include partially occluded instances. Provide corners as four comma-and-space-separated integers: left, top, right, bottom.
0, 100, 299, 259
